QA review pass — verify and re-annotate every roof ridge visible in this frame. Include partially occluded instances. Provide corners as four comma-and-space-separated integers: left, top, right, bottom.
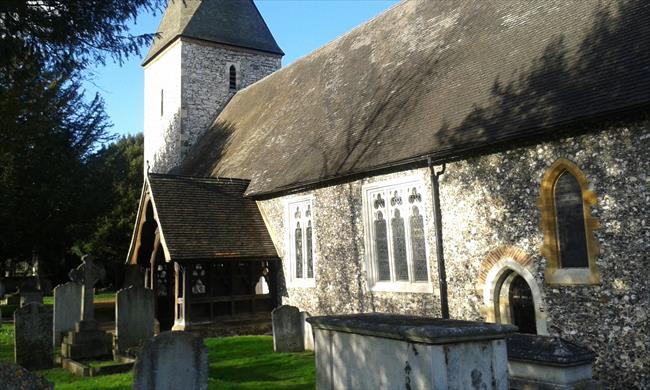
148, 172, 250, 184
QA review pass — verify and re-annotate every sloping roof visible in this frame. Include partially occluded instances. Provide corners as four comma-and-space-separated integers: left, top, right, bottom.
180, 0, 650, 196
143, 0, 283, 66
147, 173, 278, 260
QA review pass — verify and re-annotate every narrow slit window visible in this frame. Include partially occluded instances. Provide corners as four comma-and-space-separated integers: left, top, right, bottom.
229, 65, 237, 90
160, 89, 164, 116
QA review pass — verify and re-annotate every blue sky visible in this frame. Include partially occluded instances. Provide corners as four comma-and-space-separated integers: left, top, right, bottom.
85, 0, 399, 137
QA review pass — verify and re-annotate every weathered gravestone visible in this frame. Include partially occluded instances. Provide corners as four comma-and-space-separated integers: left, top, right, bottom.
53, 282, 82, 349
133, 331, 208, 390
122, 265, 145, 289
272, 305, 304, 352
19, 286, 43, 307
61, 255, 112, 360
14, 303, 53, 370
115, 285, 154, 356
0, 362, 53, 389
301, 311, 315, 351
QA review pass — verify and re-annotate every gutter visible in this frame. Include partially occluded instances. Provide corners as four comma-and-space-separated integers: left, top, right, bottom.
428, 157, 450, 319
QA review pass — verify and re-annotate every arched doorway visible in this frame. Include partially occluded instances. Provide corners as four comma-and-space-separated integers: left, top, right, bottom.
508, 274, 537, 334
481, 249, 548, 335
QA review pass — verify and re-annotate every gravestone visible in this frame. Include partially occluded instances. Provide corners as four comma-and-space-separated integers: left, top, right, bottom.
0, 362, 53, 389
14, 303, 53, 370
61, 255, 112, 360
123, 265, 145, 289
301, 311, 315, 351
53, 282, 82, 349
272, 305, 304, 352
19, 287, 43, 307
133, 331, 208, 390
115, 285, 154, 356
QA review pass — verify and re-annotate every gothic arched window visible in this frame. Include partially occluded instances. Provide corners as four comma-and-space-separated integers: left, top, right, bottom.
363, 178, 431, 292
287, 197, 316, 286
540, 158, 600, 285
229, 65, 237, 90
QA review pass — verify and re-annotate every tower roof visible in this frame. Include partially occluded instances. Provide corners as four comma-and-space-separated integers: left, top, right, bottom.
143, 0, 283, 66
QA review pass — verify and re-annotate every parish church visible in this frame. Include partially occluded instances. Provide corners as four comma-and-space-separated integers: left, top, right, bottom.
127, 0, 649, 386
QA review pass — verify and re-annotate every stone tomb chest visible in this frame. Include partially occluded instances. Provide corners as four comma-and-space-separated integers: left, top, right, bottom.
307, 313, 516, 390
507, 333, 600, 389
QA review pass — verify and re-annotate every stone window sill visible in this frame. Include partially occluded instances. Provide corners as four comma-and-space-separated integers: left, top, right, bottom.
287, 279, 316, 289
370, 281, 433, 294
545, 268, 600, 286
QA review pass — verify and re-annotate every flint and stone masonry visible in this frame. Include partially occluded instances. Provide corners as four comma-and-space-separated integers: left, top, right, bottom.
258, 118, 650, 387
144, 39, 281, 174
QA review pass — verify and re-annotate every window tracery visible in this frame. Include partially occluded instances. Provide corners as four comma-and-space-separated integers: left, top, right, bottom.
287, 198, 315, 286
364, 178, 431, 292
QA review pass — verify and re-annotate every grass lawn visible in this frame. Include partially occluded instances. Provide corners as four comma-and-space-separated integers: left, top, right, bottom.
0, 324, 315, 389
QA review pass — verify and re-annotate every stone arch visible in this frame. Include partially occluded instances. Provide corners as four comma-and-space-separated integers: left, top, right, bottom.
479, 247, 548, 335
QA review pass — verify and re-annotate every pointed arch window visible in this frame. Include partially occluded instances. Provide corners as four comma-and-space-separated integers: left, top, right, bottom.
287, 197, 315, 287
540, 159, 600, 285
229, 65, 237, 90
363, 177, 431, 293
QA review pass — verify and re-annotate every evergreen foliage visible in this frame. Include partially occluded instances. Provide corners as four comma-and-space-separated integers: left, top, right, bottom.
0, 1, 157, 282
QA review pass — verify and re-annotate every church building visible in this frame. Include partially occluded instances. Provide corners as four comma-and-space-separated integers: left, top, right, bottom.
127, 0, 649, 386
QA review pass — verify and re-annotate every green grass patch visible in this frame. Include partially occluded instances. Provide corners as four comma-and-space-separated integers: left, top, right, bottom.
207, 336, 315, 390
0, 323, 14, 362
0, 323, 315, 389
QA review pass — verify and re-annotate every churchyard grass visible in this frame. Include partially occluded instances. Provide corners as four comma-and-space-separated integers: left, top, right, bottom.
0, 324, 315, 389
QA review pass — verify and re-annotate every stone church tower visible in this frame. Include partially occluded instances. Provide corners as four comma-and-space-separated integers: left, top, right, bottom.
142, 0, 283, 173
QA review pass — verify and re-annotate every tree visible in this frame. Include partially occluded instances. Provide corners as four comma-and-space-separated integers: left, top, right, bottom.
0, 0, 163, 69
0, 0, 160, 280
73, 134, 144, 287
0, 45, 110, 278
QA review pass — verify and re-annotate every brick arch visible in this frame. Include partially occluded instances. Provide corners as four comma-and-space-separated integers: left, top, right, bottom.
478, 245, 533, 287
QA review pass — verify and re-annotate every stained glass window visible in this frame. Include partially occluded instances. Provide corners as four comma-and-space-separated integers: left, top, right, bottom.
374, 211, 390, 281
365, 181, 429, 287
288, 199, 315, 283
392, 209, 409, 281
306, 220, 313, 278
410, 206, 428, 281
554, 171, 589, 268
295, 221, 303, 279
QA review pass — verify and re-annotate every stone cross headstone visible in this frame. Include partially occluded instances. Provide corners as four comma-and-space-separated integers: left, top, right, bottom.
123, 265, 145, 289
272, 305, 304, 352
68, 254, 104, 324
19, 288, 43, 307
14, 303, 53, 370
133, 331, 208, 390
53, 282, 82, 348
115, 285, 155, 355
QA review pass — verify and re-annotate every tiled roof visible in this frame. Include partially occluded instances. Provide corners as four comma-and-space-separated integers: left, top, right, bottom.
147, 173, 278, 260
180, 0, 650, 196
143, 0, 283, 65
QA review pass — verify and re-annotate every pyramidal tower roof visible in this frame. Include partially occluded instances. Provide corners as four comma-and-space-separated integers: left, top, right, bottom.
143, 0, 284, 65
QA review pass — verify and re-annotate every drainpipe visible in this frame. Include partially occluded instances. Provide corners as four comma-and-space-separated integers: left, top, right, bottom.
428, 157, 449, 319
